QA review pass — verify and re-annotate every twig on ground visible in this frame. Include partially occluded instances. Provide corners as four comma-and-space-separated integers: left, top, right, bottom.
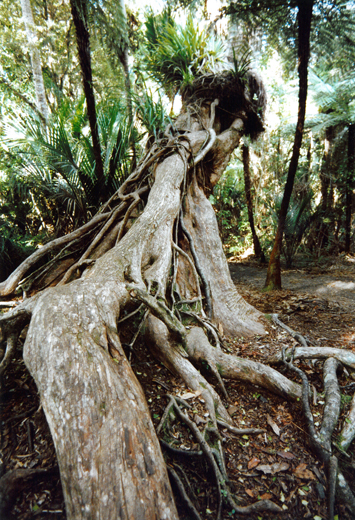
157, 396, 174, 434
272, 314, 308, 347
217, 420, 265, 435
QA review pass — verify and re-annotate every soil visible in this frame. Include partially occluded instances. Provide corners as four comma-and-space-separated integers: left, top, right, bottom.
1, 254, 355, 519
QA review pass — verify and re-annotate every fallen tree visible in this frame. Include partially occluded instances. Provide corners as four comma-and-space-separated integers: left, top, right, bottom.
1, 71, 355, 519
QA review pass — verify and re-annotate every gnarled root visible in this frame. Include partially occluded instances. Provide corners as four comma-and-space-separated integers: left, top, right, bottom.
283, 348, 355, 518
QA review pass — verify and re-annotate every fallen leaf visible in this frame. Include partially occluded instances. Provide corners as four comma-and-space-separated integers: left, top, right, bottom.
245, 489, 254, 497
277, 450, 296, 460
259, 493, 273, 500
256, 462, 290, 475
293, 463, 316, 480
248, 457, 261, 470
228, 405, 238, 415
218, 322, 224, 336
180, 390, 202, 400
194, 414, 207, 425
267, 415, 280, 436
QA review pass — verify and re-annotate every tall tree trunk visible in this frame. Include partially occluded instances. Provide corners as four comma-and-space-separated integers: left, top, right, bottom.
69, 0, 105, 201
242, 143, 265, 262
345, 123, 355, 253
0, 77, 270, 516
264, 0, 313, 290
20, 0, 50, 121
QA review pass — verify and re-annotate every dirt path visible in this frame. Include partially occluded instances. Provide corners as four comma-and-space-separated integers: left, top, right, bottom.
229, 255, 355, 310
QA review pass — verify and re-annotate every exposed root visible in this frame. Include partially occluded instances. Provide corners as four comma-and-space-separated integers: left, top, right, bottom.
0, 212, 109, 297
192, 128, 216, 165
171, 241, 203, 310
328, 455, 337, 520
167, 466, 202, 520
0, 333, 18, 383
339, 391, 355, 451
271, 313, 308, 346
185, 326, 302, 400
269, 344, 355, 370
145, 314, 231, 425
180, 209, 213, 318
282, 346, 355, 517
0, 467, 58, 518
170, 396, 282, 518
128, 285, 188, 357
217, 420, 265, 435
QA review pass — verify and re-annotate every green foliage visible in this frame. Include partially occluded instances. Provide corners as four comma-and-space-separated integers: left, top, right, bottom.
3, 99, 135, 230
308, 69, 355, 132
283, 191, 314, 268
0, 174, 37, 282
134, 88, 171, 139
231, 47, 252, 84
144, 13, 225, 98
210, 164, 251, 256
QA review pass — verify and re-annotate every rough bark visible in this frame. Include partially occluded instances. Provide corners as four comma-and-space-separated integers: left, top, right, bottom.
264, 0, 313, 290
345, 123, 354, 253
5, 72, 353, 518
0, 91, 271, 517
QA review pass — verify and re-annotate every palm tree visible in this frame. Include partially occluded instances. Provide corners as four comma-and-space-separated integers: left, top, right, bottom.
4, 101, 135, 232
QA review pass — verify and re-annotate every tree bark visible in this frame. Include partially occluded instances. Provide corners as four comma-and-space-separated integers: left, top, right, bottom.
0, 78, 280, 518
264, 0, 313, 290
242, 143, 265, 262
345, 123, 354, 253
70, 0, 105, 202
20, 0, 50, 121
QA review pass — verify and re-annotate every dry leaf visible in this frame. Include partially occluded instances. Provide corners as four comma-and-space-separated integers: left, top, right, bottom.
245, 489, 254, 498
256, 462, 289, 475
218, 322, 224, 335
259, 493, 273, 500
228, 405, 238, 415
248, 457, 261, 470
180, 390, 202, 400
293, 463, 316, 480
267, 415, 280, 436
277, 450, 296, 460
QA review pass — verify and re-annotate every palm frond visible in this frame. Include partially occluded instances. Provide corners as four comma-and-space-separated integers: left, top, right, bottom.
144, 13, 225, 97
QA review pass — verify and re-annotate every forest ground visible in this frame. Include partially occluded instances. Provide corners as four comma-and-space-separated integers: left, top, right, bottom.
1, 254, 355, 520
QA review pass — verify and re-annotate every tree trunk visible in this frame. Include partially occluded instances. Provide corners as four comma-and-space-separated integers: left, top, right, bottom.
69, 0, 105, 201
20, 0, 50, 121
264, 0, 313, 290
345, 123, 354, 253
1, 75, 288, 519
242, 143, 265, 262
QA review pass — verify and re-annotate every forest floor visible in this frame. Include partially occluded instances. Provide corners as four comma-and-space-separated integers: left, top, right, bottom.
1, 254, 355, 520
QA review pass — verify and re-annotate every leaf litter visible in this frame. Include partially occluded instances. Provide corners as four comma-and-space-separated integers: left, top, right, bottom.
1, 255, 355, 518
